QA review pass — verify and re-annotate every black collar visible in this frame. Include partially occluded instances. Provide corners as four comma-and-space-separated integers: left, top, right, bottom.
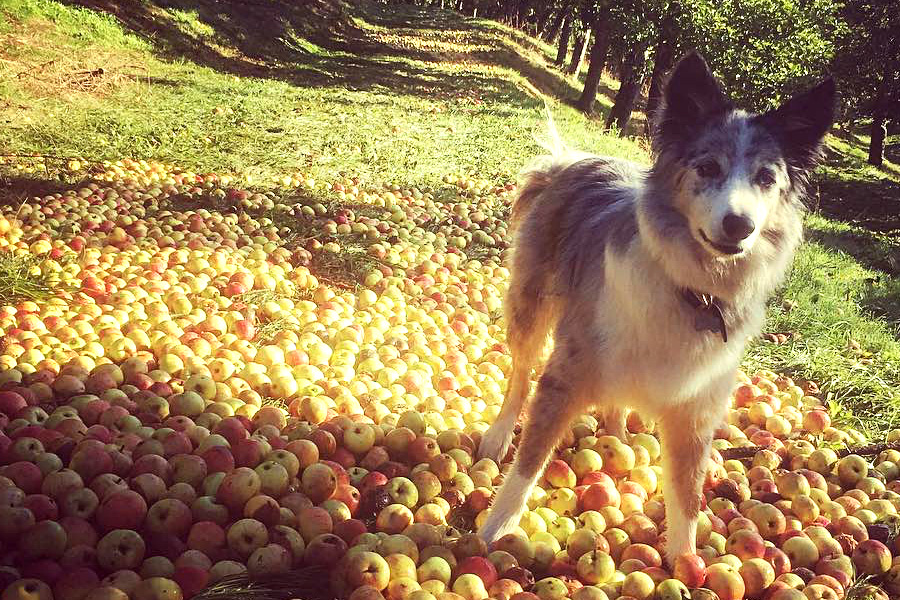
680, 288, 728, 343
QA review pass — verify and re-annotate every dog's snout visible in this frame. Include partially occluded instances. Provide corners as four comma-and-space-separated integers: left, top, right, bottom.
722, 214, 755, 241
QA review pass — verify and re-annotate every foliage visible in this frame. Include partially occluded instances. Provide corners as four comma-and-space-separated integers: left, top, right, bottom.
832, 0, 900, 121
675, 0, 843, 112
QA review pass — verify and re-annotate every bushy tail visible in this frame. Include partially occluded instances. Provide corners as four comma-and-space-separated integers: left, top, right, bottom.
510, 105, 594, 232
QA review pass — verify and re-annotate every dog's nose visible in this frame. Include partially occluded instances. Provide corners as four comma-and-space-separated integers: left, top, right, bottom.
722, 214, 755, 241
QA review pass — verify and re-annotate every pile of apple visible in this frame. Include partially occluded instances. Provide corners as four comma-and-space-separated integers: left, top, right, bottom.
0, 158, 899, 600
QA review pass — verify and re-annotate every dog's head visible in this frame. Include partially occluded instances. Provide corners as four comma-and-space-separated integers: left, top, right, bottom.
652, 51, 836, 259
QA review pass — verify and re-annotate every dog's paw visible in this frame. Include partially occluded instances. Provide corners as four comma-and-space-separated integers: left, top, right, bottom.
477, 512, 520, 546
476, 422, 514, 463
662, 533, 695, 568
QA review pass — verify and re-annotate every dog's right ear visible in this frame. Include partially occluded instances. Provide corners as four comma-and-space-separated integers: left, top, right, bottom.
656, 51, 732, 145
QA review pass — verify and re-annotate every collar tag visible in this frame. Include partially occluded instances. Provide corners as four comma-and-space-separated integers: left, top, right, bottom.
682, 290, 728, 343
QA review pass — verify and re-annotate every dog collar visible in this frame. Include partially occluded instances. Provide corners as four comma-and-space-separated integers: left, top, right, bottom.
681, 289, 728, 343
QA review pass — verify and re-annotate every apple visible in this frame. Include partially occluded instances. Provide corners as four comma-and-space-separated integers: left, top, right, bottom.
215, 467, 261, 512
655, 579, 690, 600
226, 518, 268, 558
851, 539, 891, 576
452, 574, 488, 600
302, 462, 338, 503
269, 525, 306, 566
673, 553, 707, 588
1, 579, 54, 600
247, 543, 292, 577
456, 556, 498, 589
385, 477, 419, 509
191, 496, 229, 525
146, 498, 192, 537
172, 566, 208, 599
20, 520, 67, 560
254, 460, 290, 497
725, 529, 766, 560
835, 455, 867, 488
575, 551, 615, 585
303, 533, 348, 567
131, 577, 183, 600
186, 521, 226, 557
53, 567, 100, 600
417, 557, 453, 585
738, 557, 775, 598
97, 529, 146, 571
704, 563, 746, 600
208, 561, 247, 583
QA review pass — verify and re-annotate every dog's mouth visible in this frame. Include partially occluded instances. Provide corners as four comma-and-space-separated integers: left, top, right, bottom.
699, 229, 743, 256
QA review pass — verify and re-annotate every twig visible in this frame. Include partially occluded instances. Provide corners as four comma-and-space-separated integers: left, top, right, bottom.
719, 439, 900, 462
0, 153, 104, 163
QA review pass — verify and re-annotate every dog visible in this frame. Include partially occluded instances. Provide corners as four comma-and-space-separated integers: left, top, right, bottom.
476, 51, 836, 563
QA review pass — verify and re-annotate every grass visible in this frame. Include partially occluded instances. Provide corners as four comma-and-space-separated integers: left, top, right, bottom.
0, 251, 67, 306
1, 0, 899, 436
0, 0, 643, 190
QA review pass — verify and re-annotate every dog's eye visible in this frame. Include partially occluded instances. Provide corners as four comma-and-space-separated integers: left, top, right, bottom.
755, 169, 776, 188
696, 160, 721, 179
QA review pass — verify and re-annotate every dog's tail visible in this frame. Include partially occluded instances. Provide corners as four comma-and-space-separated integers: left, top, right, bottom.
511, 105, 593, 232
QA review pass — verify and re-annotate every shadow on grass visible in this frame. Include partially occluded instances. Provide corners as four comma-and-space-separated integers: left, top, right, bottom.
805, 215, 899, 273
812, 133, 900, 233
0, 174, 85, 206
51, 0, 620, 119
804, 215, 900, 338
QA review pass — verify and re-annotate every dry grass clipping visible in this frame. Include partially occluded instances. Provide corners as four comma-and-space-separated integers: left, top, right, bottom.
0, 24, 150, 99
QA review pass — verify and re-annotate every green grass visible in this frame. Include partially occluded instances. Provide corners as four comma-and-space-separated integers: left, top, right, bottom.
1, 0, 899, 436
0, 0, 644, 190
0, 251, 69, 305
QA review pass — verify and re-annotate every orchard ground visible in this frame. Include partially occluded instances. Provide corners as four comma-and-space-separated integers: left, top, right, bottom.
1, 1, 900, 600
3, 0, 899, 435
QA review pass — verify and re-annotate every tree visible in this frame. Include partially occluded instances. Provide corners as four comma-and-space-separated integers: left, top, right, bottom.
542, 4, 569, 42
643, 13, 678, 135
833, 0, 900, 166
554, 9, 574, 65
566, 27, 591, 76
677, 0, 842, 112
605, 41, 650, 133
574, 16, 610, 112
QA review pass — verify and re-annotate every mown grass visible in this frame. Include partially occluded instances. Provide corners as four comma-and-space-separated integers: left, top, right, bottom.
0, 0, 644, 190
1, 0, 899, 435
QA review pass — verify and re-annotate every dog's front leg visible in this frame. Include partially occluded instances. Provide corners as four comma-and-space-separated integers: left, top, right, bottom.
658, 401, 724, 564
478, 362, 588, 544
477, 360, 531, 463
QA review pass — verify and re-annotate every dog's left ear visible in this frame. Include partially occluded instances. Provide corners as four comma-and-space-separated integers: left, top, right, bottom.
757, 78, 837, 170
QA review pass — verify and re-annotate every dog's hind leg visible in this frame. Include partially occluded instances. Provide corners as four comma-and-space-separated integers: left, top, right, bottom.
478, 336, 592, 544
477, 284, 554, 463
601, 406, 627, 441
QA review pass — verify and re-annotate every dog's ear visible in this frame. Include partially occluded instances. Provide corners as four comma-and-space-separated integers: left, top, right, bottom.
656, 51, 731, 145
757, 78, 837, 170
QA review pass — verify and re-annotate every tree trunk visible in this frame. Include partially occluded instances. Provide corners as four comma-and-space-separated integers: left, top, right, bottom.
605, 42, 649, 135
543, 7, 567, 42
555, 12, 573, 65
534, 6, 554, 35
575, 19, 610, 113
517, 0, 534, 29
643, 16, 677, 136
868, 68, 891, 166
566, 28, 590, 76
869, 114, 887, 167
510, 0, 524, 26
